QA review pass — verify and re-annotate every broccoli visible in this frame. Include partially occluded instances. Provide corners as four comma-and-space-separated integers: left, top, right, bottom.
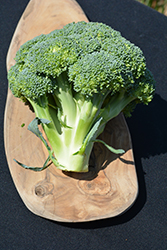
8, 21, 155, 172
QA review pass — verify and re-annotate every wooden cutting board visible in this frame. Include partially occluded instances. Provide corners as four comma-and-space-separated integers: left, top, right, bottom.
4, 0, 138, 222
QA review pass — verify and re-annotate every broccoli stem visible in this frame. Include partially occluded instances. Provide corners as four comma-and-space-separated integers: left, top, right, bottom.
32, 76, 105, 171
73, 93, 106, 146
53, 72, 77, 127
46, 97, 102, 172
28, 88, 135, 172
100, 90, 135, 124
28, 79, 103, 172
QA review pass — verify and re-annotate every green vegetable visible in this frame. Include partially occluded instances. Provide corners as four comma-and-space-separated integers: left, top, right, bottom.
8, 21, 155, 172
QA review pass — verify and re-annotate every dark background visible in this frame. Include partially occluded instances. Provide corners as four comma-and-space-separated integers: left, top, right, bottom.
0, 0, 167, 249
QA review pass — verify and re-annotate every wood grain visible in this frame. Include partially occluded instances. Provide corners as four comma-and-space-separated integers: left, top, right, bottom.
4, 0, 138, 222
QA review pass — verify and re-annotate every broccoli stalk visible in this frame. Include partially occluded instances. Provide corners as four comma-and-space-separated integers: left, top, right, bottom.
8, 21, 155, 172
27, 73, 108, 172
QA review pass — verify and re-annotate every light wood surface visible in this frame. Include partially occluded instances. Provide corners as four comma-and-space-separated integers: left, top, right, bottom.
4, 0, 138, 222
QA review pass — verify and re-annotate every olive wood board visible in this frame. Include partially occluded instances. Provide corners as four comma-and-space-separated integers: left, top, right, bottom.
4, 0, 138, 222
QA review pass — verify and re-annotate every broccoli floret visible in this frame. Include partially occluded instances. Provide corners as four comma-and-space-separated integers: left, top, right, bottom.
8, 21, 155, 172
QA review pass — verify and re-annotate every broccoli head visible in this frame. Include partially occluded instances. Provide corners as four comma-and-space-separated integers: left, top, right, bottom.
8, 21, 155, 172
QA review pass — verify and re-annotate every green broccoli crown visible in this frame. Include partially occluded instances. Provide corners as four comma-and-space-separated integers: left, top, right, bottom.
8, 21, 155, 106
8, 21, 156, 172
